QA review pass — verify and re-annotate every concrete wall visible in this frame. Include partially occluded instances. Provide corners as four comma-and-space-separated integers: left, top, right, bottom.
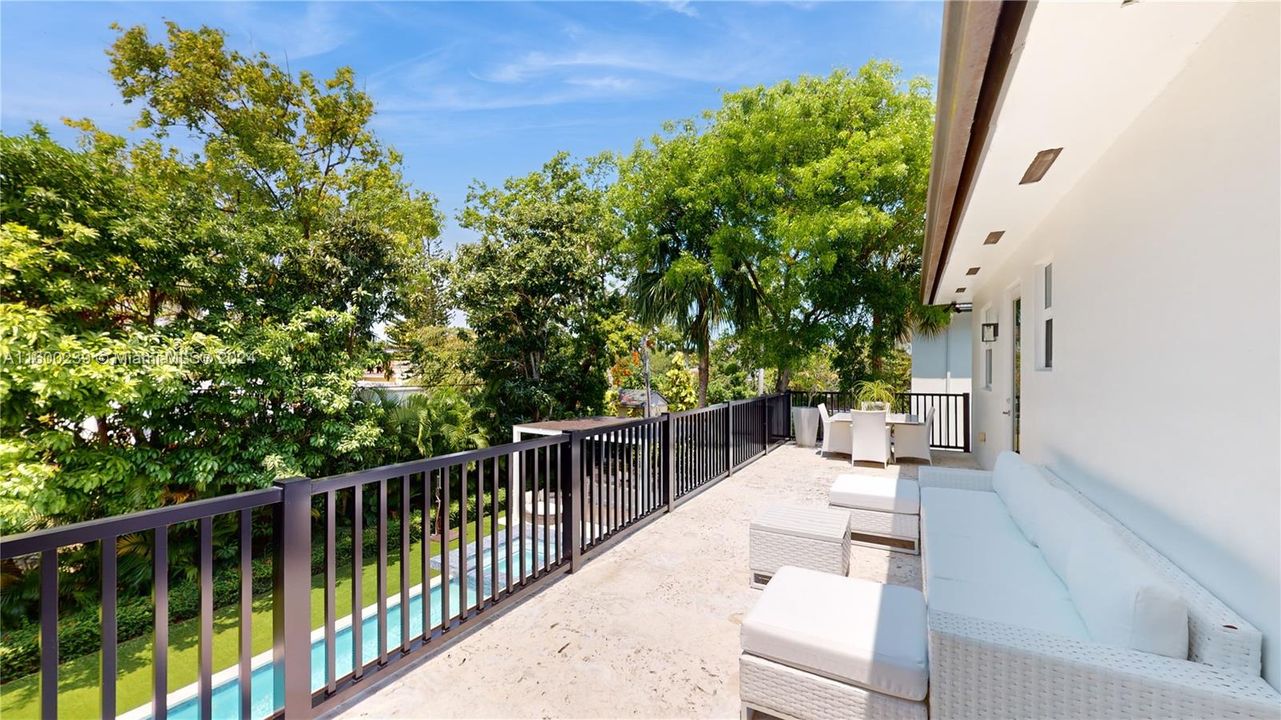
910, 311, 973, 396
967, 3, 1281, 688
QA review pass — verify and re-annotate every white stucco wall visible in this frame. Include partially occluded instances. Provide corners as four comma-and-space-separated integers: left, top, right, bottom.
910, 311, 973, 396
967, 3, 1281, 688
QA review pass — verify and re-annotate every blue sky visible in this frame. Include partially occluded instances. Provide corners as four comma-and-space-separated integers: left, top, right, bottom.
1, 1, 942, 249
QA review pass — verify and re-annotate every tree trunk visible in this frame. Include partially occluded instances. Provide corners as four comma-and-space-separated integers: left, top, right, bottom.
774, 366, 792, 394
697, 345, 710, 407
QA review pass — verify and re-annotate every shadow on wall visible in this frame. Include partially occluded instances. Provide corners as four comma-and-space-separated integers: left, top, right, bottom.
1046, 450, 1279, 689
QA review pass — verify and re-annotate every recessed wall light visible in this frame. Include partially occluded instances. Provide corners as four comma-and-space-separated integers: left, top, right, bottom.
1121, 0, 1138, 6
966, 267, 981, 276
983, 231, 1004, 245
956, 287, 967, 294
1020, 148, 1063, 184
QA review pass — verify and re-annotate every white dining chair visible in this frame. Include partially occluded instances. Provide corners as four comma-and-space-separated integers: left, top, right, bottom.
891, 407, 935, 465
817, 403, 833, 455
850, 410, 891, 467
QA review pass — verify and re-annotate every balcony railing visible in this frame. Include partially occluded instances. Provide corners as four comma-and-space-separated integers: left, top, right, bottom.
0, 393, 794, 720
788, 390, 971, 452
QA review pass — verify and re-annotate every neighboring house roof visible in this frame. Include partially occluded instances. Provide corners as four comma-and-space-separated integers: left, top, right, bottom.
618, 388, 667, 407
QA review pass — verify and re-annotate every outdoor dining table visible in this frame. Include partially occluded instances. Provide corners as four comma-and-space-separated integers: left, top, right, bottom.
830, 412, 922, 427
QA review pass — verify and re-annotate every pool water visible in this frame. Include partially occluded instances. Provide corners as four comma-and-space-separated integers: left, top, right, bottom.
154, 539, 546, 720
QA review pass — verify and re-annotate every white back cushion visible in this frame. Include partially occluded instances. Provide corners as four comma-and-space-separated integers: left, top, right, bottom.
1025, 483, 1109, 582
1065, 528, 1190, 659
991, 451, 1052, 545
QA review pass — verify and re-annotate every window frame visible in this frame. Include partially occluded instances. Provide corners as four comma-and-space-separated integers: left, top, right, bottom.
1036, 262, 1054, 370
981, 304, 996, 389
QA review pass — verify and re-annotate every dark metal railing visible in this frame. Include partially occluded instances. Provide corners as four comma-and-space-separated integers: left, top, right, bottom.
0, 487, 286, 720
305, 432, 571, 710
577, 415, 665, 555
787, 389, 971, 452
895, 392, 971, 452
0, 394, 788, 720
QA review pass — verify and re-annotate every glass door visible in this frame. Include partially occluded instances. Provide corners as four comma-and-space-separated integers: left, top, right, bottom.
1012, 297, 1022, 453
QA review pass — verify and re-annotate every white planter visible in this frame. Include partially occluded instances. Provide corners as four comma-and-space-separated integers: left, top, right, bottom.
792, 407, 820, 448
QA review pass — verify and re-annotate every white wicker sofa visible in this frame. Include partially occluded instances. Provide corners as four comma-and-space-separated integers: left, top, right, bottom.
920, 453, 1280, 719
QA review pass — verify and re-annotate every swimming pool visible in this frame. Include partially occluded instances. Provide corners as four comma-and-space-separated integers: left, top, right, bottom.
145, 538, 545, 720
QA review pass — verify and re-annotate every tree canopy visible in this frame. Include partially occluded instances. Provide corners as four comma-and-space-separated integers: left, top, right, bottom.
0, 23, 446, 532
452, 153, 622, 431
1, 26, 943, 535
616, 63, 946, 396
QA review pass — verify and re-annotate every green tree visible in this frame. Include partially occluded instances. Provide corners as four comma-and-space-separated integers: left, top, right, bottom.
654, 352, 698, 412
0, 21, 443, 533
614, 123, 738, 407
388, 324, 477, 390
705, 336, 760, 403
701, 63, 946, 389
453, 153, 620, 434
376, 389, 488, 461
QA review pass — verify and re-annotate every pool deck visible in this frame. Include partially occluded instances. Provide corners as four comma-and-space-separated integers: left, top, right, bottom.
335, 442, 979, 719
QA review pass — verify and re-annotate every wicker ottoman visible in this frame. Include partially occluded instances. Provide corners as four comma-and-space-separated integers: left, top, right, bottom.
829, 474, 921, 555
740, 567, 928, 720
749, 505, 850, 589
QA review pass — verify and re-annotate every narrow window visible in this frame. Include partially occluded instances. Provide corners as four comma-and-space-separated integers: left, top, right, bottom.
982, 305, 996, 388
1044, 318, 1053, 369
1037, 263, 1055, 370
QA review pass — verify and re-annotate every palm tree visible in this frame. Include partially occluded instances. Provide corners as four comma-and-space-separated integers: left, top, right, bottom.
632, 251, 724, 407
618, 126, 730, 407
377, 388, 488, 461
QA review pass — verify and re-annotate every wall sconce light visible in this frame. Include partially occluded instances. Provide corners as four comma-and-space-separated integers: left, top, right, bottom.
981, 323, 999, 342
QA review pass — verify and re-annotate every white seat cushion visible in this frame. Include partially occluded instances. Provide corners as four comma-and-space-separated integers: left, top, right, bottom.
830, 474, 920, 514
925, 534, 1073, 601
920, 486, 1091, 641
751, 505, 850, 543
741, 566, 929, 701
919, 487, 1019, 539
927, 577, 1091, 640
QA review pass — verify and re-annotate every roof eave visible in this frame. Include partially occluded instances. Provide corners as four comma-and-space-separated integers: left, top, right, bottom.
921, 1, 1028, 305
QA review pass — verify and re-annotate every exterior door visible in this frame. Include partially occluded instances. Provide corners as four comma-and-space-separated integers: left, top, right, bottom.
1011, 297, 1022, 453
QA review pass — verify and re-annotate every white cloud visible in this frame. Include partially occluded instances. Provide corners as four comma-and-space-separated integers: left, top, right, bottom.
482, 46, 759, 86
565, 76, 635, 92
230, 2, 352, 61
652, 0, 700, 18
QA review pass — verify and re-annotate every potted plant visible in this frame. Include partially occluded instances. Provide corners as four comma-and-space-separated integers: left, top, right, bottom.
854, 380, 897, 412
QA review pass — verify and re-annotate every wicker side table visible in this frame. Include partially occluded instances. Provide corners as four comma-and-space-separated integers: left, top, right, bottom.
749, 505, 850, 589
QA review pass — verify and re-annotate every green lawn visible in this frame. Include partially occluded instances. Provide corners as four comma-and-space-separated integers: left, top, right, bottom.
0, 519, 493, 720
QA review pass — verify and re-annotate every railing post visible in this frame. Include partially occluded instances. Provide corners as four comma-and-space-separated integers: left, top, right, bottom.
725, 404, 734, 475
273, 476, 312, 719
561, 433, 582, 572
963, 392, 972, 453
762, 397, 771, 454
662, 413, 674, 512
